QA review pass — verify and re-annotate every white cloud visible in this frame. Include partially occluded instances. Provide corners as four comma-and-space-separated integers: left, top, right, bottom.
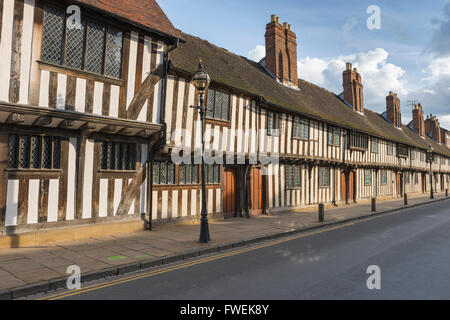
440, 114, 450, 129
298, 48, 408, 111
248, 45, 265, 62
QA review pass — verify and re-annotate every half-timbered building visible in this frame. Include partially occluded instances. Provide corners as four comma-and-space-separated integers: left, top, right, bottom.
0, 2, 448, 244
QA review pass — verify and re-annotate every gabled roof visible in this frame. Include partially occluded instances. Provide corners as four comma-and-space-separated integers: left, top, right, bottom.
170, 33, 450, 158
74, 0, 181, 39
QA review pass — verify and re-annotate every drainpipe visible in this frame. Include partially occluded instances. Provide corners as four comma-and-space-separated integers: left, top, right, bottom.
146, 39, 179, 230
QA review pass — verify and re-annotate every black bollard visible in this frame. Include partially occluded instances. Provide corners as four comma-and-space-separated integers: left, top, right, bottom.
319, 204, 325, 222
404, 193, 408, 205
371, 198, 376, 212
446, 189, 448, 197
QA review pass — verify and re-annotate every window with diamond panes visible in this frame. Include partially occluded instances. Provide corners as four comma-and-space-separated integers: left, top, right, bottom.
206, 89, 230, 121
285, 165, 301, 189
179, 164, 199, 184
206, 164, 220, 184
8, 134, 61, 170
152, 161, 175, 185
41, 4, 123, 79
100, 142, 136, 171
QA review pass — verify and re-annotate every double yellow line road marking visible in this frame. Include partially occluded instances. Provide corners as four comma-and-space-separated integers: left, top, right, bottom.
39, 222, 356, 300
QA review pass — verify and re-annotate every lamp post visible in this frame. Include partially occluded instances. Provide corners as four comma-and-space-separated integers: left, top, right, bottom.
428, 145, 434, 199
191, 59, 211, 243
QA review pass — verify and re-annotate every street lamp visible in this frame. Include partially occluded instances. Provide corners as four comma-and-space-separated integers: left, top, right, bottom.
428, 145, 434, 199
191, 59, 211, 243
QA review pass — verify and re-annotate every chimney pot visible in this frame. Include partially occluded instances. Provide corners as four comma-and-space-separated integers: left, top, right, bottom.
271, 14, 276, 22
346, 62, 352, 71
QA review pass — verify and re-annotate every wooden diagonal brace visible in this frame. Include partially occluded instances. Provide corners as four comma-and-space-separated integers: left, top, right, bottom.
126, 64, 164, 120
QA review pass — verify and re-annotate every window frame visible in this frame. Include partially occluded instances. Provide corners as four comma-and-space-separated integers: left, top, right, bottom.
387, 141, 394, 156
328, 126, 341, 146
205, 164, 221, 184
100, 141, 137, 172
364, 169, 372, 186
178, 164, 200, 185
285, 165, 301, 189
152, 161, 176, 186
292, 116, 310, 140
397, 144, 409, 158
318, 167, 330, 188
40, 2, 124, 80
349, 132, 369, 151
205, 88, 231, 122
8, 134, 62, 171
371, 138, 379, 154
381, 170, 387, 185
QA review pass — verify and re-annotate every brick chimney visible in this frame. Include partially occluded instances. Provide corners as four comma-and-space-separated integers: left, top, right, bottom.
265, 15, 298, 87
342, 63, 364, 113
386, 91, 402, 128
425, 114, 442, 143
412, 103, 425, 137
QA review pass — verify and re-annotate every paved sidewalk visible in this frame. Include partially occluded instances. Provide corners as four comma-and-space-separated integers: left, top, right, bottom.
0, 192, 448, 298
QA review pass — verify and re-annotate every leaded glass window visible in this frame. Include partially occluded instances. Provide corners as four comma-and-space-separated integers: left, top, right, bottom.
65, 16, 86, 69
328, 126, 341, 146
267, 112, 274, 136
100, 142, 136, 171
41, 4, 65, 65
105, 27, 123, 78
206, 89, 230, 121
206, 164, 220, 184
371, 138, 379, 153
364, 169, 372, 186
179, 164, 199, 184
381, 170, 387, 185
8, 134, 61, 170
285, 165, 301, 189
318, 167, 330, 187
152, 161, 176, 185
41, 4, 123, 79
387, 141, 394, 156
293, 117, 309, 140
350, 132, 369, 150
85, 21, 106, 74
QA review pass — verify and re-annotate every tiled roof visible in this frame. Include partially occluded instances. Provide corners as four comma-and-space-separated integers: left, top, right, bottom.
170, 33, 450, 157
75, 0, 181, 39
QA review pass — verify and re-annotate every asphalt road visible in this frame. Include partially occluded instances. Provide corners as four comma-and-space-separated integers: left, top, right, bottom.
37, 199, 450, 300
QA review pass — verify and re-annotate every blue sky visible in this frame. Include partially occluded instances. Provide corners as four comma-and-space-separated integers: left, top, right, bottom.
158, 0, 450, 127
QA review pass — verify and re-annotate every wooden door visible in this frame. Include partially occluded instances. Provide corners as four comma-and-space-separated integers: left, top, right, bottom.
349, 170, 356, 202
441, 175, 445, 191
397, 173, 403, 196
251, 167, 263, 215
340, 171, 347, 203
422, 173, 427, 193
223, 168, 236, 218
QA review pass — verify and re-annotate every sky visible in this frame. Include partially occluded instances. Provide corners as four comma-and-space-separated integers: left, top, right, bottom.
157, 0, 450, 128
